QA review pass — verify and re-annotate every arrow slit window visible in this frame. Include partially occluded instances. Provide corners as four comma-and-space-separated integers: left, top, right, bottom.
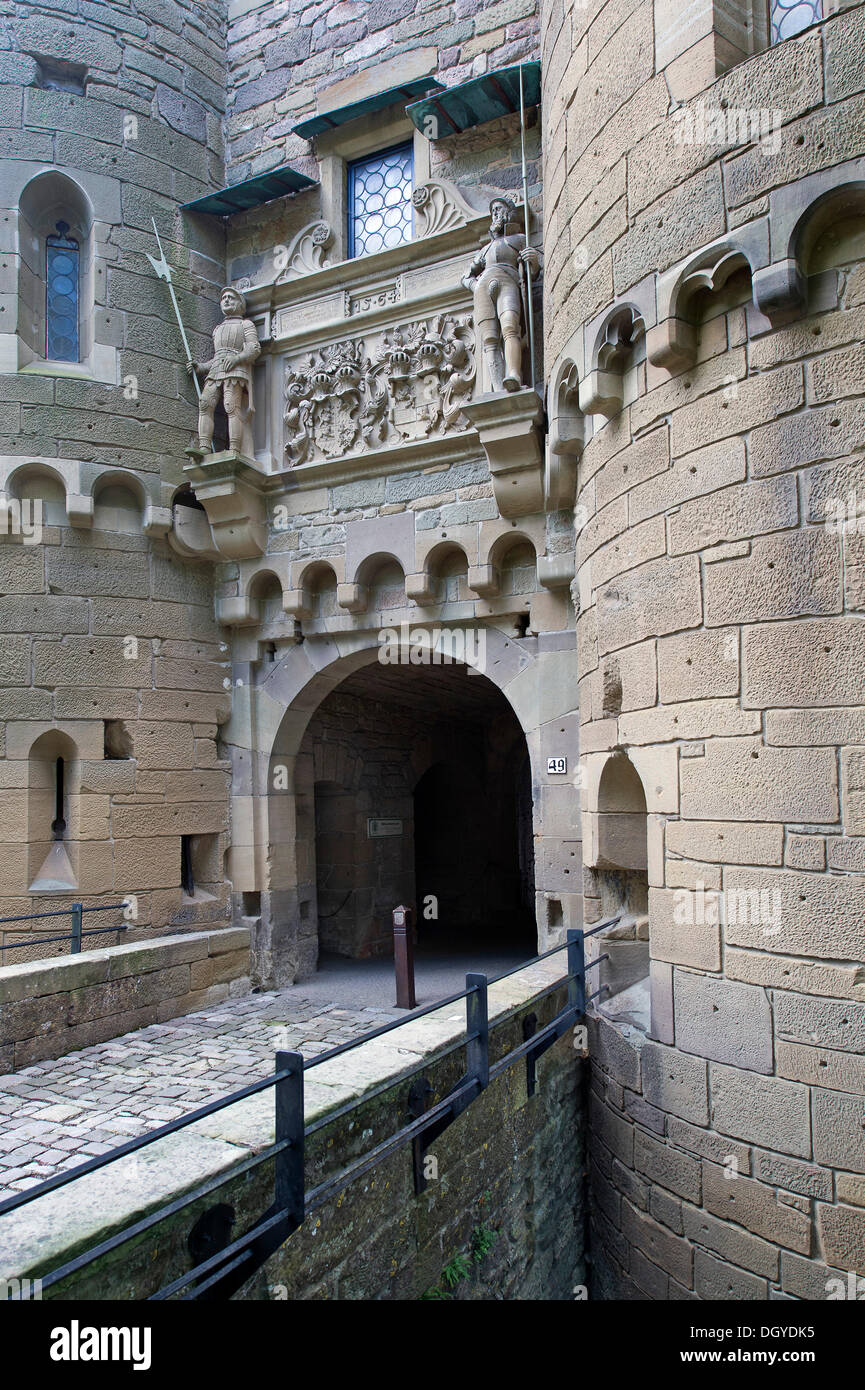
347, 143, 414, 258
46, 221, 80, 362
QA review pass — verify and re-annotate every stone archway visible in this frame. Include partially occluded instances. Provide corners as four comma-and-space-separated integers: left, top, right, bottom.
227, 625, 581, 987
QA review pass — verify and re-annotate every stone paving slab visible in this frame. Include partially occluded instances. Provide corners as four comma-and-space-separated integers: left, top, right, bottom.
0, 988, 401, 1200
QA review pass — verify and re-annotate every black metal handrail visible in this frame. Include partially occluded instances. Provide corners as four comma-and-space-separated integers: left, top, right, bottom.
0, 916, 622, 1301
0, 902, 128, 960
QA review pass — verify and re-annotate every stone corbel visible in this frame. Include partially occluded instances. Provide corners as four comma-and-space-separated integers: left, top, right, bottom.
578, 369, 623, 418
645, 318, 698, 373
538, 554, 575, 589
66, 494, 94, 528
546, 359, 583, 511
580, 304, 646, 419
283, 589, 312, 620
217, 595, 262, 627
143, 504, 172, 538
405, 572, 437, 605
463, 388, 545, 519
337, 582, 367, 613
752, 259, 807, 327
467, 564, 500, 597
183, 449, 268, 560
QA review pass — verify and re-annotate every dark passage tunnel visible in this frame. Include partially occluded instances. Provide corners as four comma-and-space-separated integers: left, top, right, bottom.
298, 657, 537, 967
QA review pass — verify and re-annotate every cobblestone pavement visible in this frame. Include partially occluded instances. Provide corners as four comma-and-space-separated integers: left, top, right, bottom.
0, 990, 401, 1200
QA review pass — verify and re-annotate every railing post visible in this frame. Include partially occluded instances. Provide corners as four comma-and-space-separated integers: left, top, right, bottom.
465, 972, 489, 1092
70, 903, 83, 955
392, 904, 416, 1009
274, 1051, 305, 1230
567, 927, 585, 1016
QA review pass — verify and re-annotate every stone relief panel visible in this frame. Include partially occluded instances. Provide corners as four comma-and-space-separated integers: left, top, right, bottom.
283, 313, 475, 466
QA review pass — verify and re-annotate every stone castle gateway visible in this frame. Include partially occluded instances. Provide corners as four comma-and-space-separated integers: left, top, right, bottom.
0, 0, 864, 1300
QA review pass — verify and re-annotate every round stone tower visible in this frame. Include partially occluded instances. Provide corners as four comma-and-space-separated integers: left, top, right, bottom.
542, 0, 865, 1298
0, 1, 236, 955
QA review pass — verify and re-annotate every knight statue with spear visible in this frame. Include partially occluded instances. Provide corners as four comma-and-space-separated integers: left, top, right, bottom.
187, 285, 261, 456
461, 195, 540, 395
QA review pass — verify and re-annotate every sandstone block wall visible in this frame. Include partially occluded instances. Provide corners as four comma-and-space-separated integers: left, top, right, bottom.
543, 0, 865, 1294
0, 1, 236, 947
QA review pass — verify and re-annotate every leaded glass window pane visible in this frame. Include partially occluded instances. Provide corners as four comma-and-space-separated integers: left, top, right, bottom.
770, 0, 822, 44
348, 144, 413, 259
46, 220, 79, 362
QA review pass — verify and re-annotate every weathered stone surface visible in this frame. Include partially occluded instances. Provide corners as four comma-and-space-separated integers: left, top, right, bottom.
679, 738, 838, 824
648, 887, 721, 971
693, 1248, 767, 1300
723, 869, 865, 961
596, 556, 702, 654
812, 1089, 865, 1173
710, 1063, 811, 1157
817, 1203, 865, 1275
665, 819, 783, 865
702, 1161, 811, 1254
682, 1202, 779, 1280
641, 1039, 709, 1124
675, 973, 773, 1074
635, 1128, 701, 1201
743, 617, 865, 709
704, 530, 842, 626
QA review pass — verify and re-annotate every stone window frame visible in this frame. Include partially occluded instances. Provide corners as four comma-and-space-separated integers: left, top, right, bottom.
313, 105, 431, 265
6, 169, 118, 385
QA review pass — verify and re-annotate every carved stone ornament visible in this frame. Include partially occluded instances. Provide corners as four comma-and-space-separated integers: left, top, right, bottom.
411, 179, 480, 238
275, 221, 335, 283
283, 315, 475, 466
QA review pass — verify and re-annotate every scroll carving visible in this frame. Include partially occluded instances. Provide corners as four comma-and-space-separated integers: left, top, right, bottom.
411, 180, 479, 238
275, 221, 335, 282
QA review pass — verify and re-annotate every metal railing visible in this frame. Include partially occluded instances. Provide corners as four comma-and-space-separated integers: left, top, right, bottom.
0, 916, 620, 1301
0, 902, 128, 962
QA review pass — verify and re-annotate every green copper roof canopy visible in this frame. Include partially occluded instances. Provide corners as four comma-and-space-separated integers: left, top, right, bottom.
182, 164, 317, 216
406, 61, 541, 138
292, 77, 444, 139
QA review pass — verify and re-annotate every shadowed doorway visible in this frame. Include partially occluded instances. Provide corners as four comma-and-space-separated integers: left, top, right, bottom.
296, 657, 537, 980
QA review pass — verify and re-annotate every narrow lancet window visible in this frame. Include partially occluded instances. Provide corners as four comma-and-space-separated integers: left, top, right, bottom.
46, 221, 80, 361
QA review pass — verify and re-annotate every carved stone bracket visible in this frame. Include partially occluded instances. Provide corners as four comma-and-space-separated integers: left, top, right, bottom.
217, 595, 262, 626
275, 221, 335, 282
411, 179, 481, 238
463, 388, 545, 519
183, 449, 268, 560
580, 305, 646, 418
752, 259, 807, 327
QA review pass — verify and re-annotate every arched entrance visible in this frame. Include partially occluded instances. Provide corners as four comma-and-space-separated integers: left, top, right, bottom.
245, 626, 580, 988
299, 659, 536, 969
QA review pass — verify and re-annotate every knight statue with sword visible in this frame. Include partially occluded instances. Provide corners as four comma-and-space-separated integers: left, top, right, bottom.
461, 196, 540, 395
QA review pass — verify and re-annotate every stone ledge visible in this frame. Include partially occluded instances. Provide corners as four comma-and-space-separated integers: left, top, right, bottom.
0, 929, 251, 1068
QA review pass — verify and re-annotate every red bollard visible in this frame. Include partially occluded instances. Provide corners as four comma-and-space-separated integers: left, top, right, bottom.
393, 904, 417, 1009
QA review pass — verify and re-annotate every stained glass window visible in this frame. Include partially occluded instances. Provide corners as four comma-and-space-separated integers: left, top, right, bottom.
770, 0, 823, 44
46, 220, 79, 362
348, 144, 413, 259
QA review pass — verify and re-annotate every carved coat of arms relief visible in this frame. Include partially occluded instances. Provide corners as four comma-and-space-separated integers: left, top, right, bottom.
283, 314, 475, 467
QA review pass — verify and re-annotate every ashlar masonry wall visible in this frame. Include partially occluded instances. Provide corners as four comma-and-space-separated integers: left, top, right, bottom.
542, 0, 865, 1297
